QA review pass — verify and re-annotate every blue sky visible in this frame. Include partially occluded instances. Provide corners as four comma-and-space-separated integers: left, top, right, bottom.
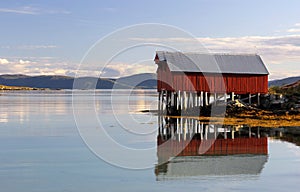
0, 0, 300, 80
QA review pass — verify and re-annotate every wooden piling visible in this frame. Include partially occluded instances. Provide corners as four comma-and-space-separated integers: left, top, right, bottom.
231, 92, 235, 101
249, 93, 252, 105
214, 93, 217, 106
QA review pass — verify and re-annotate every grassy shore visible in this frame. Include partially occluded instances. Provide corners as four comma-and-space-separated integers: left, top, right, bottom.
166, 114, 300, 127
165, 108, 300, 128
0, 84, 45, 90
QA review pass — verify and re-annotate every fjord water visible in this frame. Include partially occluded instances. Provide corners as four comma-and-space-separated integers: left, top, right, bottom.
0, 90, 300, 192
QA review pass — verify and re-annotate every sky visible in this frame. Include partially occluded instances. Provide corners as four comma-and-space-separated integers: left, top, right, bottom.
0, 0, 300, 80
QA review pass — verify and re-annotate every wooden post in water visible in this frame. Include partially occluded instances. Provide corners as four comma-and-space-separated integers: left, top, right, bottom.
158, 91, 161, 113
171, 92, 174, 108
187, 92, 190, 109
249, 127, 252, 138
249, 93, 252, 105
207, 93, 211, 105
200, 91, 204, 106
177, 91, 180, 111
158, 112, 161, 135
183, 118, 187, 141
231, 92, 235, 101
197, 92, 200, 107
160, 91, 162, 113
190, 92, 193, 109
183, 91, 186, 110
204, 124, 208, 140
161, 90, 164, 112
180, 91, 183, 111
200, 123, 204, 140
214, 125, 217, 139
194, 92, 197, 107
214, 93, 217, 106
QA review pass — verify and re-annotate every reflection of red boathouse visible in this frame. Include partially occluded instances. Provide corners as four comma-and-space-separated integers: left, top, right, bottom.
156, 117, 269, 179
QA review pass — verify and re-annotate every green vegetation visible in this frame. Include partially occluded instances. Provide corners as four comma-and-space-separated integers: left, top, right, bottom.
0, 85, 43, 90
269, 85, 300, 96
269, 81, 300, 110
268, 86, 282, 94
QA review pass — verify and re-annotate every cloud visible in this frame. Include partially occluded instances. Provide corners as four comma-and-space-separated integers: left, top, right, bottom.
0, 45, 57, 50
45, 9, 71, 15
0, 58, 9, 64
0, 6, 70, 15
102, 60, 156, 78
17, 45, 57, 50
102, 7, 117, 13
19, 59, 31, 64
0, 7, 38, 15
287, 28, 300, 33
0, 57, 77, 76
101, 67, 121, 77
0, 58, 28, 73
194, 35, 299, 63
197, 35, 300, 65
287, 22, 300, 33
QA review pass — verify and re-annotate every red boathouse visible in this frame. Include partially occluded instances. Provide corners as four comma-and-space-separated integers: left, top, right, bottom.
154, 51, 269, 111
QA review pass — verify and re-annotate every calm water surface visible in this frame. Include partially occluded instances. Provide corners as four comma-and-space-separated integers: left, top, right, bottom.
0, 90, 300, 192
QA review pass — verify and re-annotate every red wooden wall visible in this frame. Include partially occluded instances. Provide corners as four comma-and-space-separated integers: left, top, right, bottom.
157, 63, 268, 94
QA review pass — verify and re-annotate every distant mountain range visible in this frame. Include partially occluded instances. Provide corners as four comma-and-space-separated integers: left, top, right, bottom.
0, 73, 299, 89
0, 73, 157, 89
268, 76, 300, 87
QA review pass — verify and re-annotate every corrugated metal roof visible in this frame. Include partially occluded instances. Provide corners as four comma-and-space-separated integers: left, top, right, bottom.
156, 51, 269, 75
